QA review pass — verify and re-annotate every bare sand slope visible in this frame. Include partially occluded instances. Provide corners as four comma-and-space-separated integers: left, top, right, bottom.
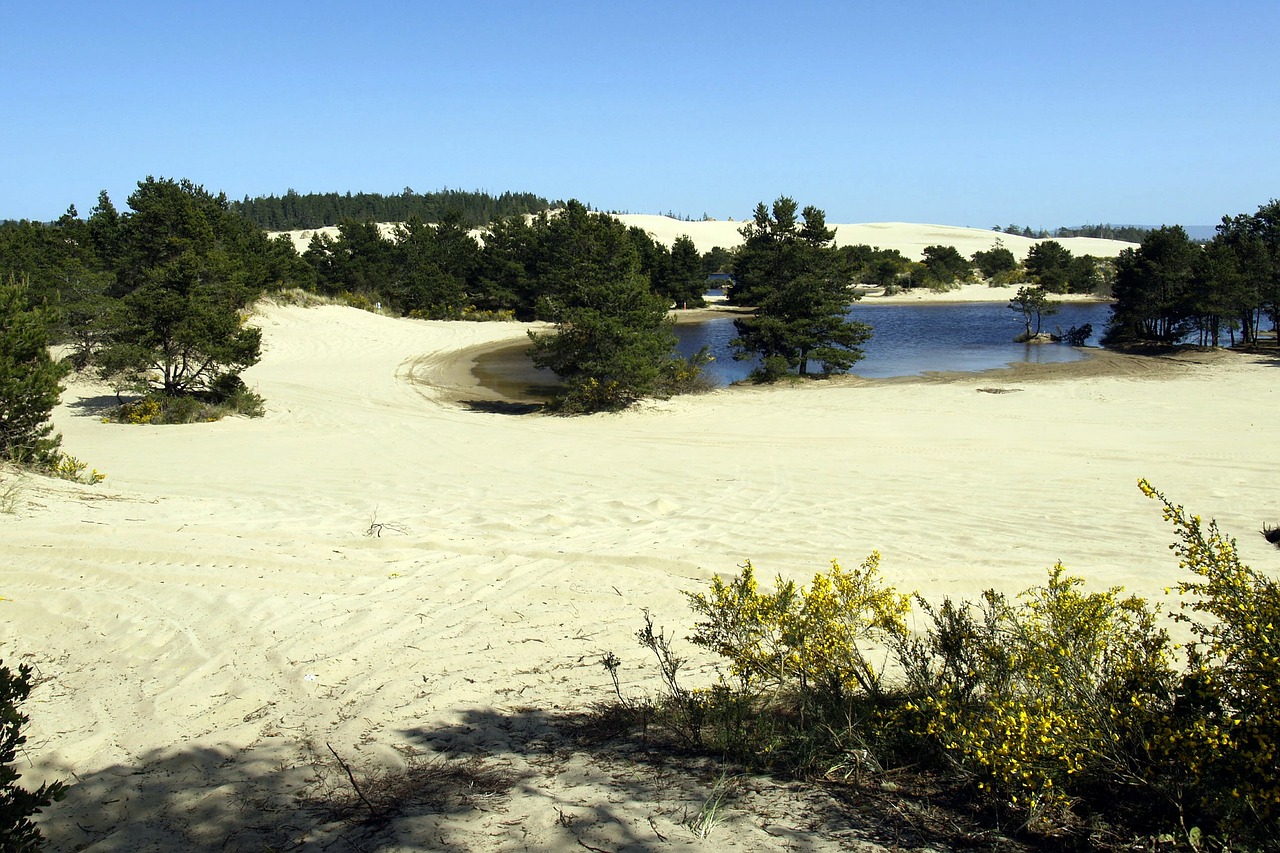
611, 214, 1137, 260
275, 215, 1137, 260
2, 303, 1277, 851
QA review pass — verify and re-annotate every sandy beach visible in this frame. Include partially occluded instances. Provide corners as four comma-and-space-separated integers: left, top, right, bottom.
3, 295, 1278, 850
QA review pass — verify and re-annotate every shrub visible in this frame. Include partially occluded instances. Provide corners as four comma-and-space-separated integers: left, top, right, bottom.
608, 483, 1280, 845
906, 565, 1174, 830
1139, 479, 1280, 842
672, 557, 910, 771
51, 454, 105, 485
105, 386, 265, 425
1, 659, 66, 850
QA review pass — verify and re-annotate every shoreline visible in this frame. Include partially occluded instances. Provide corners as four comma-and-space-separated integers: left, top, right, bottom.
440, 291, 1118, 407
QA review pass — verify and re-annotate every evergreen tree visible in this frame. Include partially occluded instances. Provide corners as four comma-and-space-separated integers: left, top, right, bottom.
667, 235, 706, 308
0, 275, 68, 466
391, 215, 472, 317
1009, 285, 1059, 338
730, 198, 872, 380
1106, 226, 1198, 344
972, 242, 1018, 279
1025, 240, 1074, 293
95, 178, 265, 397
919, 244, 973, 287
526, 201, 691, 412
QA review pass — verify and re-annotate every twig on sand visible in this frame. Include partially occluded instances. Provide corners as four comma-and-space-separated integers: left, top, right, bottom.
327, 742, 383, 821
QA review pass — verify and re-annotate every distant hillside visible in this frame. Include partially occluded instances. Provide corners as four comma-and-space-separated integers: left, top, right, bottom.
232, 188, 552, 230
606, 215, 1138, 261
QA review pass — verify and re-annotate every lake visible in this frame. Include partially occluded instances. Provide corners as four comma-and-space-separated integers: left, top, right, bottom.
472, 301, 1114, 399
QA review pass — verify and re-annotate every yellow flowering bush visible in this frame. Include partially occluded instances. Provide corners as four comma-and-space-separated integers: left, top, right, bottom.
686, 555, 910, 701
908, 564, 1173, 829
118, 397, 162, 424
1139, 479, 1280, 840
619, 482, 1278, 844
52, 453, 105, 485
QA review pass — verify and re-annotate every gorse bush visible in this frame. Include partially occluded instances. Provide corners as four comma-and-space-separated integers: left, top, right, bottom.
905, 564, 1174, 831
1139, 479, 1280, 842
686, 556, 909, 701
611, 482, 1280, 847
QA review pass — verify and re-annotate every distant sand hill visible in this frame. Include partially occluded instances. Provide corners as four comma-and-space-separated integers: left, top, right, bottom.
272, 214, 1137, 260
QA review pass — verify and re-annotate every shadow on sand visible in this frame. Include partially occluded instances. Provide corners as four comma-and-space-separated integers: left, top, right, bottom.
37, 705, 986, 852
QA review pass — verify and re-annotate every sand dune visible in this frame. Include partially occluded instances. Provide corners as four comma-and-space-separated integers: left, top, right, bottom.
274, 214, 1137, 261
3, 300, 1277, 850
611, 214, 1137, 260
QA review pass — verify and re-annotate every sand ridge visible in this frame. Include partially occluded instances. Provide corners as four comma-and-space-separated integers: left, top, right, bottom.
3, 299, 1278, 850
274, 215, 1137, 261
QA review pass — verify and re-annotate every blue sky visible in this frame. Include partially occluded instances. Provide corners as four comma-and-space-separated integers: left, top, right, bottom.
5, 1, 1278, 228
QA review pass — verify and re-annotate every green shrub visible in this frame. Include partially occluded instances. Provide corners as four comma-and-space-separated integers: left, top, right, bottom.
105, 386, 265, 425
1, 659, 65, 850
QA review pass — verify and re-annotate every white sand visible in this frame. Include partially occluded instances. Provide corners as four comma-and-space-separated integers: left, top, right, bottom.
274, 214, 1137, 261
3, 296, 1277, 850
611, 214, 1137, 260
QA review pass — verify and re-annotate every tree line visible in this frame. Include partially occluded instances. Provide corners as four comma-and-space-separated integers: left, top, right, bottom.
297, 203, 708, 322
231, 187, 553, 231
995, 223, 1153, 242
1105, 200, 1280, 347
826, 236, 1109, 295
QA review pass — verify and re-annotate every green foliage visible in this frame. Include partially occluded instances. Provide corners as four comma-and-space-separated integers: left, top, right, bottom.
92, 179, 267, 399
1106, 226, 1199, 344
700, 246, 733, 276
105, 383, 265, 425
687, 556, 910, 702
972, 242, 1019, 280
918, 244, 973, 288
1008, 285, 1059, 338
0, 276, 68, 467
1, 658, 66, 851
840, 245, 911, 289
666, 235, 706, 307
51, 453, 105, 484
1054, 223, 1151, 242
1025, 240, 1074, 293
526, 202, 696, 413
729, 198, 872, 380
908, 565, 1173, 830
232, 187, 550, 231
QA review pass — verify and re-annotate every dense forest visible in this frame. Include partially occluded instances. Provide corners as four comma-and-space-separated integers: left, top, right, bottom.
230, 188, 553, 230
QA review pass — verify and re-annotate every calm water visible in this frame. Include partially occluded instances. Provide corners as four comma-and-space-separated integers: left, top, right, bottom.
679, 302, 1111, 384
473, 301, 1113, 398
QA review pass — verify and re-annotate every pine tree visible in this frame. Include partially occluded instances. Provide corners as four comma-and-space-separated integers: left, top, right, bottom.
0, 275, 67, 466
730, 198, 872, 380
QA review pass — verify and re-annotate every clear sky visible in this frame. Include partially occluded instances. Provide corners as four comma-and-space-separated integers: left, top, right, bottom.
5, 1, 1278, 228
